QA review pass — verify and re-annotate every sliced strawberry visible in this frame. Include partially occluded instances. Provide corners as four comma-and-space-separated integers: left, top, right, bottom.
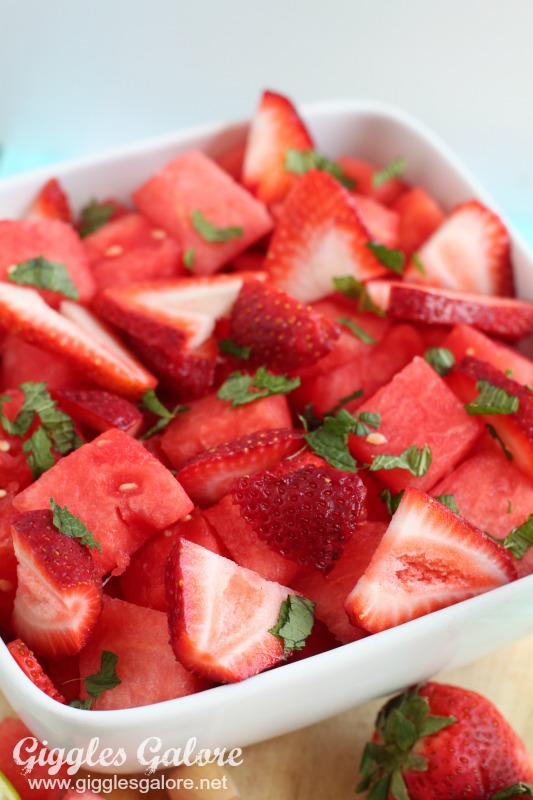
177, 428, 304, 507
265, 170, 388, 302
392, 185, 445, 255
0, 218, 95, 304
0, 487, 19, 631
345, 487, 516, 633
83, 212, 183, 290
134, 149, 273, 275
242, 89, 314, 204
229, 278, 340, 371
166, 539, 296, 682
161, 391, 292, 470
43, 653, 81, 703
351, 195, 399, 249
78, 596, 208, 709
0, 284, 156, 399
404, 200, 513, 296
336, 156, 407, 205
55, 389, 143, 436
120, 508, 226, 611
11, 509, 103, 657
215, 141, 246, 181
232, 463, 367, 573
447, 355, 533, 481
366, 281, 533, 341
293, 521, 386, 643
26, 178, 72, 223
1, 334, 92, 392
7, 639, 66, 702
444, 323, 533, 386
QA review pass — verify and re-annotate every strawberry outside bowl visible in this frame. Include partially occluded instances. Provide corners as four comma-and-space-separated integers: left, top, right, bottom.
1, 99, 533, 774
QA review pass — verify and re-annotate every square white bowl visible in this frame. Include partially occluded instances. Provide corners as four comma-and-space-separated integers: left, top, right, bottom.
1, 100, 533, 774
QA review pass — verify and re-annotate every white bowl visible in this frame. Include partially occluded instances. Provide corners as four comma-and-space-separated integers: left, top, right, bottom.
1, 100, 533, 774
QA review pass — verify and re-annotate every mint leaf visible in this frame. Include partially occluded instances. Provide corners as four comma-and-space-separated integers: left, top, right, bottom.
217, 367, 300, 409
140, 389, 189, 438
366, 242, 405, 275
508, 500, 513, 514
69, 698, 93, 710
218, 339, 252, 360
380, 489, 404, 516
332, 275, 385, 317
284, 148, 355, 189
486, 423, 513, 460
465, 380, 519, 416
269, 595, 315, 657
50, 498, 101, 552
20, 382, 81, 455
434, 494, 459, 514
493, 784, 533, 799
325, 388, 364, 418
372, 157, 406, 188
337, 317, 377, 345
304, 408, 378, 471
411, 253, 426, 275
501, 514, 533, 560
8, 256, 79, 300
22, 428, 54, 480
72, 650, 120, 709
424, 347, 455, 377
191, 210, 243, 243
183, 248, 195, 270
78, 200, 115, 238
369, 444, 432, 477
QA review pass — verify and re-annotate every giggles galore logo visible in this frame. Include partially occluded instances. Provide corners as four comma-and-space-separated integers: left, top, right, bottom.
13, 735, 244, 776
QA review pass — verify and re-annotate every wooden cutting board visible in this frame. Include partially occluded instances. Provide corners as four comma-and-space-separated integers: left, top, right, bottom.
2, 633, 533, 798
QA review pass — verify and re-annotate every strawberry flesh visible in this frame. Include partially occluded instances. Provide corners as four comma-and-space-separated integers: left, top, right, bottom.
7, 638, 66, 703
55, 389, 143, 436
26, 178, 72, 223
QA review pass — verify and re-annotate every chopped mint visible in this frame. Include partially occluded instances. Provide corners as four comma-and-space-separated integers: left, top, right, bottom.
380, 489, 405, 516
8, 256, 79, 300
337, 317, 377, 345
411, 253, 427, 275
501, 514, 533, 560
183, 248, 196, 270
485, 423, 513, 460
493, 784, 533, 799
284, 148, 355, 189
366, 241, 405, 275
424, 347, 455, 377
465, 380, 519, 416
50, 498, 101, 552
326, 388, 364, 417
218, 339, 252, 360
269, 595, 315, 657
23, 428, 54, 480
434, 494, 459, 514
372, 157, 406, 188
191, 210, 243, 243
70, 650, 121, 710
508, 500, 513, 514
78, 200, 115, 238
304, 408, 379, 472
332, 275, 385, 317
217, 367, 300, 409
369, 444, 432, 477
140, 389, 189, 438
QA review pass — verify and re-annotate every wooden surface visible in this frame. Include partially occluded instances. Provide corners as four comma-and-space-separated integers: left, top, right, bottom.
2, 634, 533, 798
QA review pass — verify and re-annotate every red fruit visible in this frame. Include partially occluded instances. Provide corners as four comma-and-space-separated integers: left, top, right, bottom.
345, 487, 516, 633
204, 493, 299, 585
349, 356, 482, 493
336, 155, 407, 205
84, 212, 182, 290
229, 279, 340, 371
26, 177, 72, 223
293, 521, 386, 643
166, 539, 295, 682
43, 653, 81, 703
11, 509, 103, 657
447, 355, 533, 481
0, 218, 95, 304
232, 463, 367, 573
133, 149, 273, 275
78, 596, 208, 709
265, 170, 388, 303
360, 682, 533, 797
242, 89, 314, 204
444, 323, 533, 387
76, 197, 131, 237
13, 428, 194, 577
55, 389, 143, 436
0, 284, 156, 399
120, 508, 226, 611
392, 185, 445, 255
0, 488, 19, 630
351, 194, 399, 249
0, 717, 70, 800
0, 391, 32, 494
366, 280, 533, 341
405, 200, 513, 296
177, 428, 304, 507
63, 792, 105, 799
7, 639, 66, 702
214, 141, 246, 181
161, 391, 292, 470
1, 334, 91, 392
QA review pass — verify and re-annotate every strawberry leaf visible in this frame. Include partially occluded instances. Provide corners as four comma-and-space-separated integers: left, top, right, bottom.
269, 595, 315, 657
50, 498, 102, 552
191, 210, 243, 243
8, 256, 79, 300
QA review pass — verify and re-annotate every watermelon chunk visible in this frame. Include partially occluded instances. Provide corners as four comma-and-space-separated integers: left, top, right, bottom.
1, 334, 91, 392
0, 718, 70, 800
13, 428, 194, 576
133, 150, 273, 275
78, 597, 208, 709
444, 323, 533, 387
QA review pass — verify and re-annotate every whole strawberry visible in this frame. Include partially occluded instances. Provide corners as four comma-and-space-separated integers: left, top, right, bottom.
357, 682, 533, 799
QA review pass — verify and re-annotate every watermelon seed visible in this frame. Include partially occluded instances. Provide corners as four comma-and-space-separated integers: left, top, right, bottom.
151, 229, 167, 239
105, 245, 123, 257
118, 482, 138, 492
366, 432, 387, 445
0, 489, 7, 499
0, 440, 10, 452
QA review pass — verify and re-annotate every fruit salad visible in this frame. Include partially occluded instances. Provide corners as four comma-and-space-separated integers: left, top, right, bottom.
1, 89, 533, 712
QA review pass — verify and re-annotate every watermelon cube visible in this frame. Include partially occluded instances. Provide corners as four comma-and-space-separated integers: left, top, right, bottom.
444, 323, 533, 387
0, 718, 69, 800
133, 150, 273, 275
13, 428, 194, 576
1, 334, 91, 392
